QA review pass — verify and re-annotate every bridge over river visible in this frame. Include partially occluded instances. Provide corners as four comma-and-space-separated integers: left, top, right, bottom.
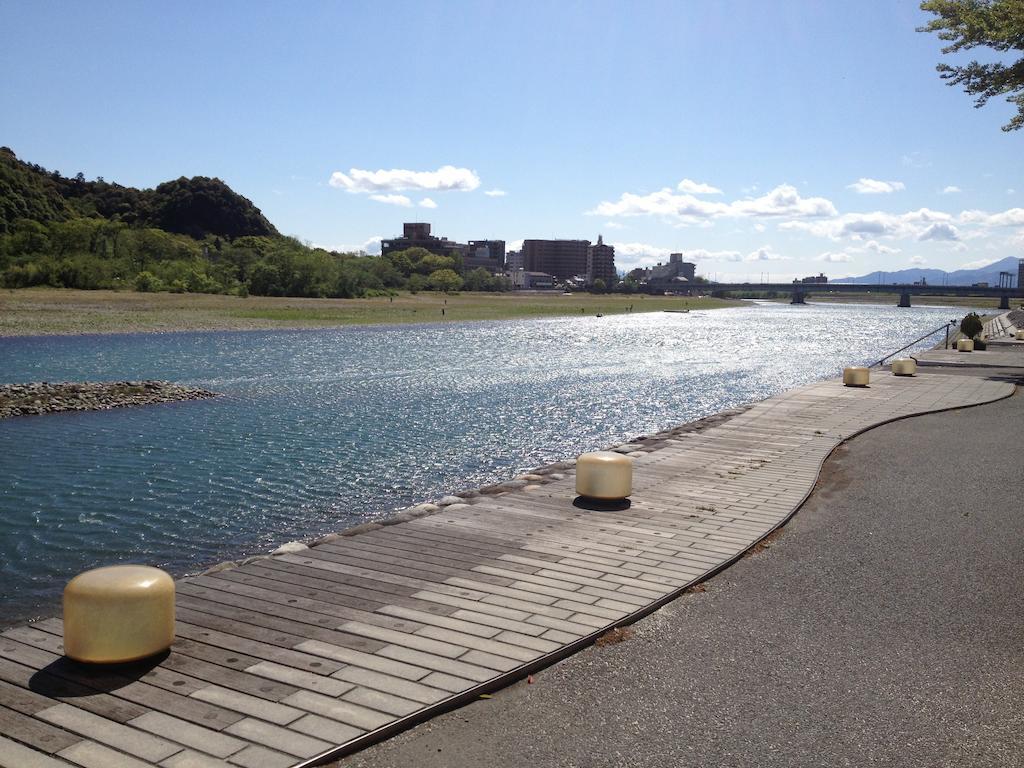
707, 281, 1024, 308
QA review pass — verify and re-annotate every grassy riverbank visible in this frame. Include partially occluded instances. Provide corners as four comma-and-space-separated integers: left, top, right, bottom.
0, 288, 743, 336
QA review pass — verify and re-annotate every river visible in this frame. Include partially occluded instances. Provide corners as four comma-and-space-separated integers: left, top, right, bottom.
0, 301, 970, 624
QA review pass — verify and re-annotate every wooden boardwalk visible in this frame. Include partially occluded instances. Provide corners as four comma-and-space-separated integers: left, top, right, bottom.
0, 372, 1013, 768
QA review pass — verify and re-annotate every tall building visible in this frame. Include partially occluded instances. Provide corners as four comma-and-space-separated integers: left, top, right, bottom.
465, 240, 506, 273
1018, 258, 1024, 290
586, 235, 616, 284
381, 222, 468, 260
522, 239, 590, 281
521, 235, 614, 284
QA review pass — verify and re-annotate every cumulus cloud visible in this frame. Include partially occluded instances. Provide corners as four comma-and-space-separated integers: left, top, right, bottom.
744, 246, 791, 262
484, 189, 507, 197
781, 208, 954, 241
590, 184, 835, 224
941, 185, 962, 194
603, 221, 624, 229
959, 207, 1024, 227
847, 178, 905, 194
858, 240, 901, 255
918, 222, 960, 241
909, 255, 926, 264
329, 165, 481, 193
816, 252, 852, 263
418, 197, 438, 209
369, 193, 413, 207
676, 179, 722, 194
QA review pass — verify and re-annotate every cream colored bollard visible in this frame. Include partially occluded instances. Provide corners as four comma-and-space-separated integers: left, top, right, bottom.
576, 451, 633, 500
891, 358, 916, 376
1016, 329, 1024, 341
842, 366, 870, 387
63, 565, 175, 664
956, 338, 974, 352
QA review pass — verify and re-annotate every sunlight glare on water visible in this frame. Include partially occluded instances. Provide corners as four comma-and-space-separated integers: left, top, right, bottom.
0, 302, 968, 623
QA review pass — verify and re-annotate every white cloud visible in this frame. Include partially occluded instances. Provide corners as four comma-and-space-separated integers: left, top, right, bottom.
960, 257, 999, 270
847, 178, 906, 194
901, 152, 930, 168
590, 183, 835, 224
816, 252, 852, 263
418, 197, 438, 209
314, 236, 383, 255
941, 185, 962, 194
959, 207, 1024, 227
506, 239, 524, 252
609, 243, 745, 270
676, 179, 722, 195
858, 240, 901, 255
918, 222, 960, 241
1008, 188, 1016, 195
329, 165, 481, 193
909, 255, 926, 265
603, 221, 624, 229
484, 189, 507, 197
369, 193, 413, 207
744, 246, 791, 262
781, 208, 954, 241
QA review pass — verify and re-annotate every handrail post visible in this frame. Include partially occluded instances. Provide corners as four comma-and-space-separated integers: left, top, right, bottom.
945, 322, 949, 350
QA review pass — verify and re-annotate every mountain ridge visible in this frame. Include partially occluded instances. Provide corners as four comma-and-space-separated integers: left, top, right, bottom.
832, 256, 1021, 287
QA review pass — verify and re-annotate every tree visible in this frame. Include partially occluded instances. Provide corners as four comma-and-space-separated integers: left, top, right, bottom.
591, 278, 607, 293
919, 0, 1024, 131
427, 268, 463, 292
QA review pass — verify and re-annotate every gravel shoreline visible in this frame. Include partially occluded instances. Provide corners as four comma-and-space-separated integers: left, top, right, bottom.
0, 380, 218, 419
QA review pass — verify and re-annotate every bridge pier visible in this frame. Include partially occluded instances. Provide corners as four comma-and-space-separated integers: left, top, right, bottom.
898, 291, 911, 308
999, 294, 1010, 310
790, 288, 806, 305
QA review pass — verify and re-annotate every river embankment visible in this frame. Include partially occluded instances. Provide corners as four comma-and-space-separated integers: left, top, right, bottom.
0, 380, 217, 419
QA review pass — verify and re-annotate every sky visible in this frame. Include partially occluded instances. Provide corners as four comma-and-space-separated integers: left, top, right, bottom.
1, 0, 1022, 281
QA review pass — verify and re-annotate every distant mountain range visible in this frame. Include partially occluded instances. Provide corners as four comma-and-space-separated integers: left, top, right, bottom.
832, 256, 1022, 287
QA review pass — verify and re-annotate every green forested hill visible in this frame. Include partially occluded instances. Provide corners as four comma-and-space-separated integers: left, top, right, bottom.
0, 148, 510, 297
0, 147, 277, 238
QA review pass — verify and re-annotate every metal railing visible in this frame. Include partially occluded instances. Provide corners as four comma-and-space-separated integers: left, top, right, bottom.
869, 321, 957, 368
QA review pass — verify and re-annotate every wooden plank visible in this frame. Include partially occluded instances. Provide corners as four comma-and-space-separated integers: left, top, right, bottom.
0, 703, 82, 753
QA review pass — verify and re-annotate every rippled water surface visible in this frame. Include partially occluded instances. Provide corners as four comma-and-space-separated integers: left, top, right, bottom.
0, 302, 968, 623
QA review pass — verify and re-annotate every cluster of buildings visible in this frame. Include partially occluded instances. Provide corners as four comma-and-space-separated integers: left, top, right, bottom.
381, 223, 624, 289
379, 222, 704, 292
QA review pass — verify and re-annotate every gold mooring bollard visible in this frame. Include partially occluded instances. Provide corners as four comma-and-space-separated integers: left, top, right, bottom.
576, 451, 633, 500
842, 366, 870, 387
956, 338, 974, 352
1016, 330, 1024, 341
63, 565, 175, 663
891, 358, 916, 376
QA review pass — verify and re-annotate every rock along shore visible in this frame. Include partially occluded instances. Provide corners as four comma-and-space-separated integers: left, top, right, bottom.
0, 380, 218, 419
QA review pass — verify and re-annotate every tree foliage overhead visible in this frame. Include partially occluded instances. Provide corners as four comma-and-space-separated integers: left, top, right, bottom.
919, 0, 1024, 131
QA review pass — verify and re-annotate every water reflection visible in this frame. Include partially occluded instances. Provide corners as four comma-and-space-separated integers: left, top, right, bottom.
0, 302, 968, 622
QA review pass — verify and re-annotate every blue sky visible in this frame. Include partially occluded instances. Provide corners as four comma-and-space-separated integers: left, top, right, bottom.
2, 1, 1022, 280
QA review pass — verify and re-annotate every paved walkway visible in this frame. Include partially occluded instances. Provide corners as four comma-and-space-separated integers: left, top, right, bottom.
0, 372, 1014, 768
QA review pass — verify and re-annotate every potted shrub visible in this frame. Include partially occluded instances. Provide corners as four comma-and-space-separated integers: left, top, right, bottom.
958, 312, 983, 351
